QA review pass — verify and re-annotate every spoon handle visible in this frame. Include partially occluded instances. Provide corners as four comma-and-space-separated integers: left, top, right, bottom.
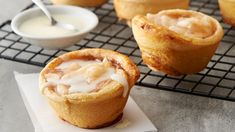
32, 0, 56, 25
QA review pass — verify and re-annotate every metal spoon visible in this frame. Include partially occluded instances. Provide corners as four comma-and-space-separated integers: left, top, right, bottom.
32, 0, 78, 32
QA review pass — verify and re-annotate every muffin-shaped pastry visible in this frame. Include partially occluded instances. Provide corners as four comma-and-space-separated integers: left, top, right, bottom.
114, 0, 189, 25
39, 48, 140, 128
132, 9, 224, 76
219, 0, 235, 26
51, 0, 108, 7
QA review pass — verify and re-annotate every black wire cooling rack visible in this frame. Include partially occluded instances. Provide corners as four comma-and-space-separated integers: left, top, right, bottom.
0, 0, 234, 101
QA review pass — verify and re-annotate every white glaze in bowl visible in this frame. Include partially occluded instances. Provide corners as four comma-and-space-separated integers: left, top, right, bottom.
11, 5, 98, 49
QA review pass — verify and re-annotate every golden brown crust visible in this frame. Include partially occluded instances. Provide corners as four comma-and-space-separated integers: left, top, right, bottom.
219, 0, 235, 26
132, 9, 224, 75
60, 113, 123, 129
114, 0, 189, 24
39, 48, 140, 128
51, 0, 108, 7
46, 84, 126, 128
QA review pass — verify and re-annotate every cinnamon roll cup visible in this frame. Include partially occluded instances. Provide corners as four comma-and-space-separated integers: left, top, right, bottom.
114, 0, 189, 26
219, 0, 235, 26
39, 48, 140, 128
132, 9, 224, 76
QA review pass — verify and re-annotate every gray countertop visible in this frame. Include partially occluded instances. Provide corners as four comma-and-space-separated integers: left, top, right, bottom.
0, 1, 235, 132
0, 59, 235, 132
0, 0, 31, 24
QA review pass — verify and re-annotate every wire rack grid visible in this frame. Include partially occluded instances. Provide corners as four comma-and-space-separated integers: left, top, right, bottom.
0, 0, 234, 101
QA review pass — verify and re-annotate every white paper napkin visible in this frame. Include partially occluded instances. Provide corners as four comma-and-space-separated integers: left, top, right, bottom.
14, 72, 157, 132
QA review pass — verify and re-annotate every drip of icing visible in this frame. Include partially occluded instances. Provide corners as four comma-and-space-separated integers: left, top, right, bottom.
111, 69, 129, 97
44, 59, 129, 97
115, 119, 131, 129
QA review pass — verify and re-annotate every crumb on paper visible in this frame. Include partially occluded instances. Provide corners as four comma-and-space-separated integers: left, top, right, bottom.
114, 119, 131, 129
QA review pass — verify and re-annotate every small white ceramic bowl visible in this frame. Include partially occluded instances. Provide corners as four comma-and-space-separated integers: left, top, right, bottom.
11, 5, 98, 49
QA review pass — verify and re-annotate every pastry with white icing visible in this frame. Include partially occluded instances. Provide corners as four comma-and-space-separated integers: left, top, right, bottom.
114, 0, 189, 26
39, 48, 139, 128
132, 9, 224, 76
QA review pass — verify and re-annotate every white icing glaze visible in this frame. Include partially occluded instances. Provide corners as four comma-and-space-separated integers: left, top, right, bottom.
19, 14, 83, 37
56, 59, 101, 69
44, 59, 129, 97
147, 13, 214, 38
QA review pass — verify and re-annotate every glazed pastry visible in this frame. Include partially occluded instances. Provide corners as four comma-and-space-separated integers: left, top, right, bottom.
219, 0, 235, 26
132, 9, 224, 76
51, 0, 108, 7
39, 48, 140, 128
114, 0, 189, 26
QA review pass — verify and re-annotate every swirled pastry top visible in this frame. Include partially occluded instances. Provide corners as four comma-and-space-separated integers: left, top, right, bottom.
42, 58, 129, 97
147, 10, 215, 38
